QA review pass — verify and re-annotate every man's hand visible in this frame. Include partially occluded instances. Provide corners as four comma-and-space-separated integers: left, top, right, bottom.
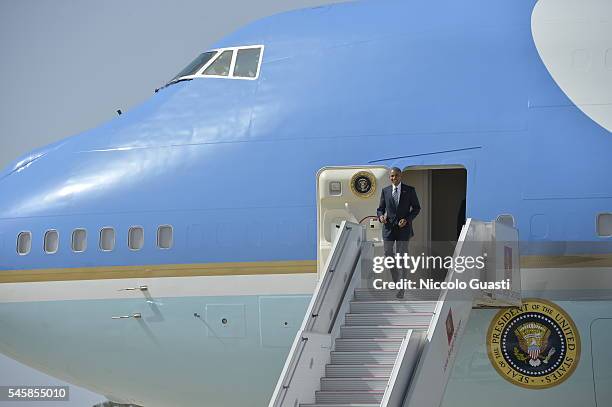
379, 215, 387, 224
398, 219, 407, 228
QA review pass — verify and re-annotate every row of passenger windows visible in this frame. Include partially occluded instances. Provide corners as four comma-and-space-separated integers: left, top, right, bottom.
171, 45, 263, 82
15, 226, 173, 255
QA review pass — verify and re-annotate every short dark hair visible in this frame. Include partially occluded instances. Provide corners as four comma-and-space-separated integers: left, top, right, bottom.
390, 167, 402, 174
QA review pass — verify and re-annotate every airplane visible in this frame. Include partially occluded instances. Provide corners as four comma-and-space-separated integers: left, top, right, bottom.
1, 0, 611, 406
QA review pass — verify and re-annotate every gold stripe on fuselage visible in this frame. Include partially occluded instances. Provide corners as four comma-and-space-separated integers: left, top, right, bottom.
520, 253, 612, 269
1, 254, 611, 284
0, 260, 317, 283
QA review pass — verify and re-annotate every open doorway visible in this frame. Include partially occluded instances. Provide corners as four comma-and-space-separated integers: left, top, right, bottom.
403, 166, 467, 280
316, 166, 466, 279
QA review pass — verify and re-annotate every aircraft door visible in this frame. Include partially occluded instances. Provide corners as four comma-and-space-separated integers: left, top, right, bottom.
316, 166, 390, 273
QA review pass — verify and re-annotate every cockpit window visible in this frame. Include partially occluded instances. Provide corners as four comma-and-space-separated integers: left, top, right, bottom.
233, 48, 261, 78
203, 50, 234, 77
171, 51, 217, 81
164, 45, 263, 87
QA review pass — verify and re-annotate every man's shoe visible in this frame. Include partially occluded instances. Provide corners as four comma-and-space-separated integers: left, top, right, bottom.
396, 289, 405, 299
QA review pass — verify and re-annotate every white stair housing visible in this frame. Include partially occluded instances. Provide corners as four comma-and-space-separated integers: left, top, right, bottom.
269, 219, 520, 407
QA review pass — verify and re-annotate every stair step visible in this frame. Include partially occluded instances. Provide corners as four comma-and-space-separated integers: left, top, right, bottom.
315, 390, 384, 404
345, 312, 433, 326
321, 377, 389, 391
335, 338, 402, 352
340, 325, 426, 339
325, 364, 393, 378
331, 351, 398, 364
354, 288, 440, 301
350, 300, 437, 314
301, 404, 379, 407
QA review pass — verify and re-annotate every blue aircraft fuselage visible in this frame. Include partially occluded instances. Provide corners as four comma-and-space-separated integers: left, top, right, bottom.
1, 0, 610, 271
0, 1, 610, 406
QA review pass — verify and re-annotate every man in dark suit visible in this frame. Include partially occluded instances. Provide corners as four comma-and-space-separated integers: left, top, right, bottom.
377, 167, 421, 298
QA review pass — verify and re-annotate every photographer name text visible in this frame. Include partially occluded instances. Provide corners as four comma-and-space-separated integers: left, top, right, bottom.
372, 278, 511, 291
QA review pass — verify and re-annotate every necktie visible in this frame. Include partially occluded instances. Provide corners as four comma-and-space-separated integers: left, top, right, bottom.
393, 186, 399, 206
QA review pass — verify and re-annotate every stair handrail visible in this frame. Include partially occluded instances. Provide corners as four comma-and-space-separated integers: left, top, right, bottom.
393, 217, 519, 407
268, 221, 366, 407
306, 223, 356, 333
395, 218, 484, 407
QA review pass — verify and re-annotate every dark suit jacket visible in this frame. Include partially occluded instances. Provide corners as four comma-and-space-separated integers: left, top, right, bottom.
377, 183, 421, 241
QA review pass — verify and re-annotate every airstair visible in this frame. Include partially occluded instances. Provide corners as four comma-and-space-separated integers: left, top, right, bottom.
268, 218, 520, 407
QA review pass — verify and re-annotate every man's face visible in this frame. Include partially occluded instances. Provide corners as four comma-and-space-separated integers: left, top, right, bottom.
389, 170, 401, 186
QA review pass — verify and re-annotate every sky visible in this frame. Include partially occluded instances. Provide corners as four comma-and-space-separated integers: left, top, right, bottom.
0, 0, 345, 170
0, 1, 344, 405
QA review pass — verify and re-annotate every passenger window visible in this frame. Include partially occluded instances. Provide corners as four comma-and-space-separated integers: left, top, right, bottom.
44, 230, 59, 254
157, 225, 173, 249
72, 229, 87, 252
17, 232, 31, 255
203, 50, 233, 77
129, 227, 144, 250
100, 227, 115, 251
496, 214, 515, 228
598, 213, 612, 237
233, 48, 261, 78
